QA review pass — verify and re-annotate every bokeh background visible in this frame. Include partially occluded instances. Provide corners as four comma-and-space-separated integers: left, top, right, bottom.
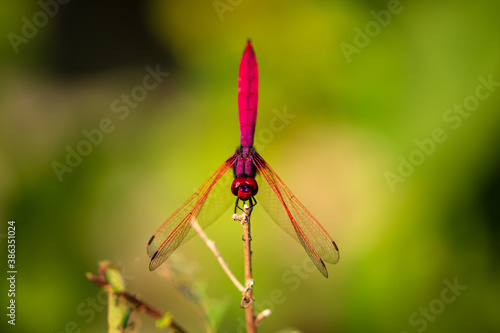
1, 0, 499, 332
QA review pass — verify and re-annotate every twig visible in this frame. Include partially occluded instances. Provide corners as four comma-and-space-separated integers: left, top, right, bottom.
192, 205, 269, 331
191, 219, 245, 292
255, 309, 272, 326
233, 204, 256, 333
87, 271, 187, 333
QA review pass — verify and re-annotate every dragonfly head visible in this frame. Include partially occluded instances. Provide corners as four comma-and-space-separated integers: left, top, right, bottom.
231, 177, 258, 201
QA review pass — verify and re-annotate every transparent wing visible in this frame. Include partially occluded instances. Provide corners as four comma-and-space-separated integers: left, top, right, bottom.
253, 153, 339, 277
147, 154, 237, 271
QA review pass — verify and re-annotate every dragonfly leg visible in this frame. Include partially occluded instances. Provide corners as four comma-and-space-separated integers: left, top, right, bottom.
234, 196, 256, 216
243, 196, 257, 212
234, 197, 244, 214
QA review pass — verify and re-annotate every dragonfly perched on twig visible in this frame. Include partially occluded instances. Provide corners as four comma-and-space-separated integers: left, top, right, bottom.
147, 40, 339, 277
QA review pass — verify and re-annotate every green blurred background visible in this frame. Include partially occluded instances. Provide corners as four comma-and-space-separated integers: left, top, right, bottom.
1, 0, 499, 332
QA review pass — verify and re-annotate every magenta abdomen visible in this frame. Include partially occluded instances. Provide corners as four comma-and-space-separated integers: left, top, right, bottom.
238, 41, 258, 147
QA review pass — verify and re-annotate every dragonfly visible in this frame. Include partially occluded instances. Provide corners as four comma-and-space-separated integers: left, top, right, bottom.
147, 40, 339, 277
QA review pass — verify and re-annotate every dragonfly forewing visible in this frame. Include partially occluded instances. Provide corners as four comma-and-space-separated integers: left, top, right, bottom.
147, 154, 237, 271
253, 153, 339, 277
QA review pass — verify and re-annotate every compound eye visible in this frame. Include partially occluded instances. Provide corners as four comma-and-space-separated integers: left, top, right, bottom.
244, 177, 258, 196
230, 177, 259, 200
231, 177, 246, 196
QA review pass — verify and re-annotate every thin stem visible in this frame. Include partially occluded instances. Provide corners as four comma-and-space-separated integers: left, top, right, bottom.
234, 204, 256, 332
194, 204, 269, 331
191, 219, 245, 292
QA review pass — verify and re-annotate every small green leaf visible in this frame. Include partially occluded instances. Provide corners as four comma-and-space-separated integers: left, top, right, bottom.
108, 292, 140, 333
155, 312, 173, 329
105, 265, 126, 293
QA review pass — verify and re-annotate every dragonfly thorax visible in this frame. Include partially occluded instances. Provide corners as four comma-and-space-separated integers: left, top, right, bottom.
234, 146, 257, 178
231, 177, 258, 201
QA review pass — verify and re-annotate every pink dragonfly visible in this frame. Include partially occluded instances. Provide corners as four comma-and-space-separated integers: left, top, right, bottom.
147, 41, 339, 277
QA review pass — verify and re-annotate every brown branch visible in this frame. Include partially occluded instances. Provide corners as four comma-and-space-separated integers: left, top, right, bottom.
86, 271, 187, 333
192, 203, 269, 332
233, 204, 257, 332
